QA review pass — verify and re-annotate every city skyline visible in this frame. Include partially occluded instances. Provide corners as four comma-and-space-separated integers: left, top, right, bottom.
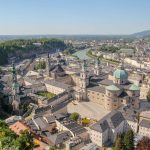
0, 0, 150, 35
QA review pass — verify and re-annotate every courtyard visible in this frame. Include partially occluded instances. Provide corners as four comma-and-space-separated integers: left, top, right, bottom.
67, 101, 110, 120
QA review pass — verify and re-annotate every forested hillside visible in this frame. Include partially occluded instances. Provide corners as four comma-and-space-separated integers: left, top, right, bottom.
0, 38, 67, 65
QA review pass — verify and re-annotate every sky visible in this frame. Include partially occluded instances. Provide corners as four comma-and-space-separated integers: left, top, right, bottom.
0, 0, 150, 35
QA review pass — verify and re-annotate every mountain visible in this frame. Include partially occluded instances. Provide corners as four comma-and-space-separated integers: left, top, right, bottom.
130, 30, 150, 38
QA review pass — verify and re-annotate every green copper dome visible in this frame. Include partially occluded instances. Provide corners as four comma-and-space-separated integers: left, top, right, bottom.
129, 84, 140, 91
106, 85, 120, 91
113, 69, 128, 79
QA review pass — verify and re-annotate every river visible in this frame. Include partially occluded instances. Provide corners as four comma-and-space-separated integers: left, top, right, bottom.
73, 48, 91, 60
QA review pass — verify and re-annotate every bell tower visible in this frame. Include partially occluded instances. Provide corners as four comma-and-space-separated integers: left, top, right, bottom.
46, 53, 50, 77
11, 62, 20, 112
79, 60, 89, 100
94, 58, 101, 76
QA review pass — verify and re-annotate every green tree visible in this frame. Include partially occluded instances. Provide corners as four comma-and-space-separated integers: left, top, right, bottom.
147, 89, 150, 102
49, 146, 57, 150
81, 118, 90, 126
114, 135, 123, 150
0, 120, 17, 149
124, 130, 134, 150
69, 112, 79, 121
0, 120, 8, 128
14, 130, 34, 150
35, 61, 46, 70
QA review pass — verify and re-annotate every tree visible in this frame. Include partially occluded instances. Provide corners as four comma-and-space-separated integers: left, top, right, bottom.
49, 146, 57, 150
0, 120, 17, 149
14, 130, 34, 150
137, 136, 150, 150
0, 120, 8, 128
35, 61, 46, 70
69, 112, 79, 121
114, 136, 123, 150
0, 120, 34, 149
147, 89, 150, 102
124, 129, 134, 150
81, 118, 90, 126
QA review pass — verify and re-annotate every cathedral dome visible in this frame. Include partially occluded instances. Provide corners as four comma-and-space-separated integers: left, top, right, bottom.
113, 69, 128, 79
113, 62, 128, 79
129, 84, 140, 91
106, 85, 120, 91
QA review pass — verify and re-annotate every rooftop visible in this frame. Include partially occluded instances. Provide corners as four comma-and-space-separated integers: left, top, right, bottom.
139, 119, 150, 128
87, 85, 105, 93
90, 111, 125, 132
129, 84, 140, 91
32, 117, 49, 130
57, 118, 87, 136
9, 121, 29, 135
106, 84, 120, 91
44, 79, 71, 90
46, 131, 72, 146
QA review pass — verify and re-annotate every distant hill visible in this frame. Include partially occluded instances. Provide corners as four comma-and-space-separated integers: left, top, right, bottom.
0, 38, 67, 65
0, 30, 150, 41
130, 30, 150, 38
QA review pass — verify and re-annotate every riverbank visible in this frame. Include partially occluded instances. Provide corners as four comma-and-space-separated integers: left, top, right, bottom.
86, 50, 119, 65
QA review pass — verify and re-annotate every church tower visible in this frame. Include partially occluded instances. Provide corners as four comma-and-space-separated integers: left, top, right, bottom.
46, 53, 50, 77
79, 60, 89, 100
11, 62, 20, 112
94, 58, 101, 76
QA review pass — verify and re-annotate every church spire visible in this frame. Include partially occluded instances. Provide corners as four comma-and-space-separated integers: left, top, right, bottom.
94, 57, 101, 76
81, 60, 86, 72
118, 59, 124, 70
12, 62, 17, 84
46, 53, 50, 76
95, 57, 100, 67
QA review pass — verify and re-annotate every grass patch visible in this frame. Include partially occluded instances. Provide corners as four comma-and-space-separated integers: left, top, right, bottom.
36, 91, 56, 99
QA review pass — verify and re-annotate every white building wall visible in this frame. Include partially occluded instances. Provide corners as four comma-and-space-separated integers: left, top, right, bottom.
138, 126, 150, 138
124, 120, 138, 133
45, 84, 65, 95
90, 129, 108, 147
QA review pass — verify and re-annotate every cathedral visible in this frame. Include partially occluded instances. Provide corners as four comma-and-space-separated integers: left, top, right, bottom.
74, 59, 140, 111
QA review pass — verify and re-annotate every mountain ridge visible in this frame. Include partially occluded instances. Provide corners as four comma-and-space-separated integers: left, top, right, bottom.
0, 30, 150, 41
130, 30, 150, 38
